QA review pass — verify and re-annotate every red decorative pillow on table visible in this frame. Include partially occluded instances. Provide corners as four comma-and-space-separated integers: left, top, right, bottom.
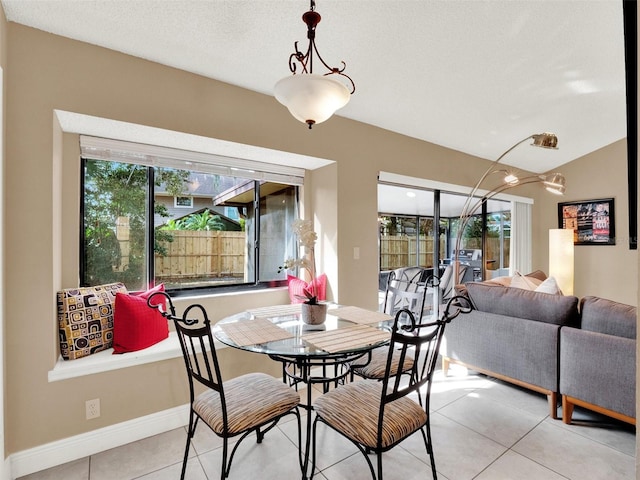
113, 284, 169, 354
287, 274, 327, 304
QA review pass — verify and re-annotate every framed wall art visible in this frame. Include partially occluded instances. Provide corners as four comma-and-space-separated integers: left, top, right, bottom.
558, 198, 615, 245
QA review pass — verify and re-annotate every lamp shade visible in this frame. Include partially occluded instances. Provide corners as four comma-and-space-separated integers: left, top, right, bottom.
543, 173, 566, 195
274, 74, 350, 127
549, 228, 574, 295
532, 132, 559, 149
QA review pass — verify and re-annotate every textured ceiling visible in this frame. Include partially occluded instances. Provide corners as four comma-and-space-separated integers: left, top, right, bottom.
1, 0, 628, 176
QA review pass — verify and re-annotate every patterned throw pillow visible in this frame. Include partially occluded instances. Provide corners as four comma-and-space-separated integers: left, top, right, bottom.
112, 284, 169, 354
57, 283, 128, 360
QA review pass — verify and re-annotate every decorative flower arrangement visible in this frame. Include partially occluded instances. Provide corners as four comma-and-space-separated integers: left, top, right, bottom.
279, 219, 321, 305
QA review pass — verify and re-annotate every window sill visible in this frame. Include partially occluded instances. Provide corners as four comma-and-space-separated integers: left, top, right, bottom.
48, 332, 227, 382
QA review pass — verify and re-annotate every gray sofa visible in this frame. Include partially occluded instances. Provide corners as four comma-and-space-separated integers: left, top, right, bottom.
442, 282, 580, 419
560, 296, 636, 425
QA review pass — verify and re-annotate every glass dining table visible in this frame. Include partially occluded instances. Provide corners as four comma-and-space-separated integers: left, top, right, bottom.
212, 303, 394, 480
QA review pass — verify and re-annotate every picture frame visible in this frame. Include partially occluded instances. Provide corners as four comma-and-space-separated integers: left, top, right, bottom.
558, 198, 615, 245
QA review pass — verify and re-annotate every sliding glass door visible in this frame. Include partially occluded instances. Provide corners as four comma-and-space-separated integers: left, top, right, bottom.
379, 184, 511, 283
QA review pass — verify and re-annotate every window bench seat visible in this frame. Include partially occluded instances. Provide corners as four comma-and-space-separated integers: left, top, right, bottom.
48, 332, 227, 382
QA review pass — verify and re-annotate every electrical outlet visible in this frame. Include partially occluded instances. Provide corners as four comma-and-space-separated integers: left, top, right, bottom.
85, 398, 100, 420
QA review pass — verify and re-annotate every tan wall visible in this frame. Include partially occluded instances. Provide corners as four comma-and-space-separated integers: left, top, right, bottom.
3, 21, 635, 459
1, 2, 7, 469
534, 140, 637, 306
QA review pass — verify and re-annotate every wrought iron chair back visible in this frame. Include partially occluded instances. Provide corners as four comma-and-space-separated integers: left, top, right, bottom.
147, 292, 301, 480
382, 271, 429, 319
311, 295, 472, 480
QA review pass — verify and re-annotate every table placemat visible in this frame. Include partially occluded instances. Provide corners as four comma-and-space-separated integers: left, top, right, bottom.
329, 306, 393, 325
302, 324, 391, 353
218, 317, 294, 347
247, 304, 302, 318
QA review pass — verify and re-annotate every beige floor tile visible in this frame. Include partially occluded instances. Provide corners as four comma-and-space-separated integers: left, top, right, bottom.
473, 379, 551, 419
319, 444, 434, 480
474, 450, 567, 479
437, 391, 544, 447
197, 426, 303, 479
308, 421, 360, 471
548, 407, 636, 457
513, 420, 635, 480
414, 412, 507, 480
90, 428, 188, 480
18, 373, 638, 480
429, 369, 492, 411
135, 456, 207, 480
16, 457, 89, 480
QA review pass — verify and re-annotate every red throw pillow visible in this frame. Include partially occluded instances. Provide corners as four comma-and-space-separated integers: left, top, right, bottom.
113, 284, 169, 354
287, 274, 327, 304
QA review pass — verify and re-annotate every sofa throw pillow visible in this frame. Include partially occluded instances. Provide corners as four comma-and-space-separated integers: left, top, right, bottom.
525, 269, 548, 282
287, 274, 327, 304
534, 276, 563, 295
57, 282, 128, 360
483, 276, 512, 287
510, 271, 542, 291
113, 284, 169, 354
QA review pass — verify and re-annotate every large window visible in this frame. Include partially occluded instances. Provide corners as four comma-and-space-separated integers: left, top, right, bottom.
80, 137, 301, 293
378, 183, 512, 282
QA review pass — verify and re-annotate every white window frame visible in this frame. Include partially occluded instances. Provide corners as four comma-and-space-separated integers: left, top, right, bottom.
174, 195, 193, 208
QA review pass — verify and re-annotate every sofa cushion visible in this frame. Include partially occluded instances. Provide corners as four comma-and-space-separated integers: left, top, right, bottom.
579, 296, 637, 339
465, 282, 579, 326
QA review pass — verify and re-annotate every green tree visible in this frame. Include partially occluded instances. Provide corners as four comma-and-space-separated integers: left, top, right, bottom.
83, 161, 189, 288
177, 210, 225, 231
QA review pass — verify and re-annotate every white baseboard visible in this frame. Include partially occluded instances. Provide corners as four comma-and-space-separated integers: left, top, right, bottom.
2, 458, 10, 480
9, 404, 189, 479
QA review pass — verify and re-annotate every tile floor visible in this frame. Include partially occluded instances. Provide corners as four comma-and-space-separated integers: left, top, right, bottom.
19, 364, 636, 480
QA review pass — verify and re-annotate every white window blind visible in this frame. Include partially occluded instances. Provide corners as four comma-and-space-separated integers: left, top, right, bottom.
80, 135, 305, 185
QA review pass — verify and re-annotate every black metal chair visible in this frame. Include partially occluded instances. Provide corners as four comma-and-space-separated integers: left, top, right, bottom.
351, 271, 431, 380
147, 292, 302, 480
310, 297, 471, 480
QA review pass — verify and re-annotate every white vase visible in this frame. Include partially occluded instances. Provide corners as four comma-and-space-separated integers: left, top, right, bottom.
300, 302, 328, 325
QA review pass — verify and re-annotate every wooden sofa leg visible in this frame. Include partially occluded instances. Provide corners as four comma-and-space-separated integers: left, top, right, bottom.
442, 356, 450, 376
562, 395, 574, 424
548, 392, 558, 419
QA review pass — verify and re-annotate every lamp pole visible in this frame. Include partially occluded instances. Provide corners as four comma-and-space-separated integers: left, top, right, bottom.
452, 133, 561, 288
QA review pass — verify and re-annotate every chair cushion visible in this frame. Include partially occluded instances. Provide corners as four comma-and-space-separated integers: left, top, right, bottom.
112, 284, 169, 354
193, 373, 300, 435
352, 347, 414, 379
57, 282, 128, 360
314, 381, 427, 449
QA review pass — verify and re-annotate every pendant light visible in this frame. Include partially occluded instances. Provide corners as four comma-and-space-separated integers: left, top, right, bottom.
274, 0, 356, 129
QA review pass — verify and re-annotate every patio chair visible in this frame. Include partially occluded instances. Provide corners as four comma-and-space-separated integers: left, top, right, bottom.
311, 298, 470, 480
351, 271, 431, 380
147, 292, 302, 480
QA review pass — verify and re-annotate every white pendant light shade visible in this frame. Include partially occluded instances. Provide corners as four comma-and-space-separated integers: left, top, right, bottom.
274, 74, 350, 127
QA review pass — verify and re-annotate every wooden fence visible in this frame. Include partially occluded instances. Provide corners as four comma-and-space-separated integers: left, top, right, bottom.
379, 235, 508, 271
155, 230, 245, 280
380, 236, 442, 270
154, 232, 509, 281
